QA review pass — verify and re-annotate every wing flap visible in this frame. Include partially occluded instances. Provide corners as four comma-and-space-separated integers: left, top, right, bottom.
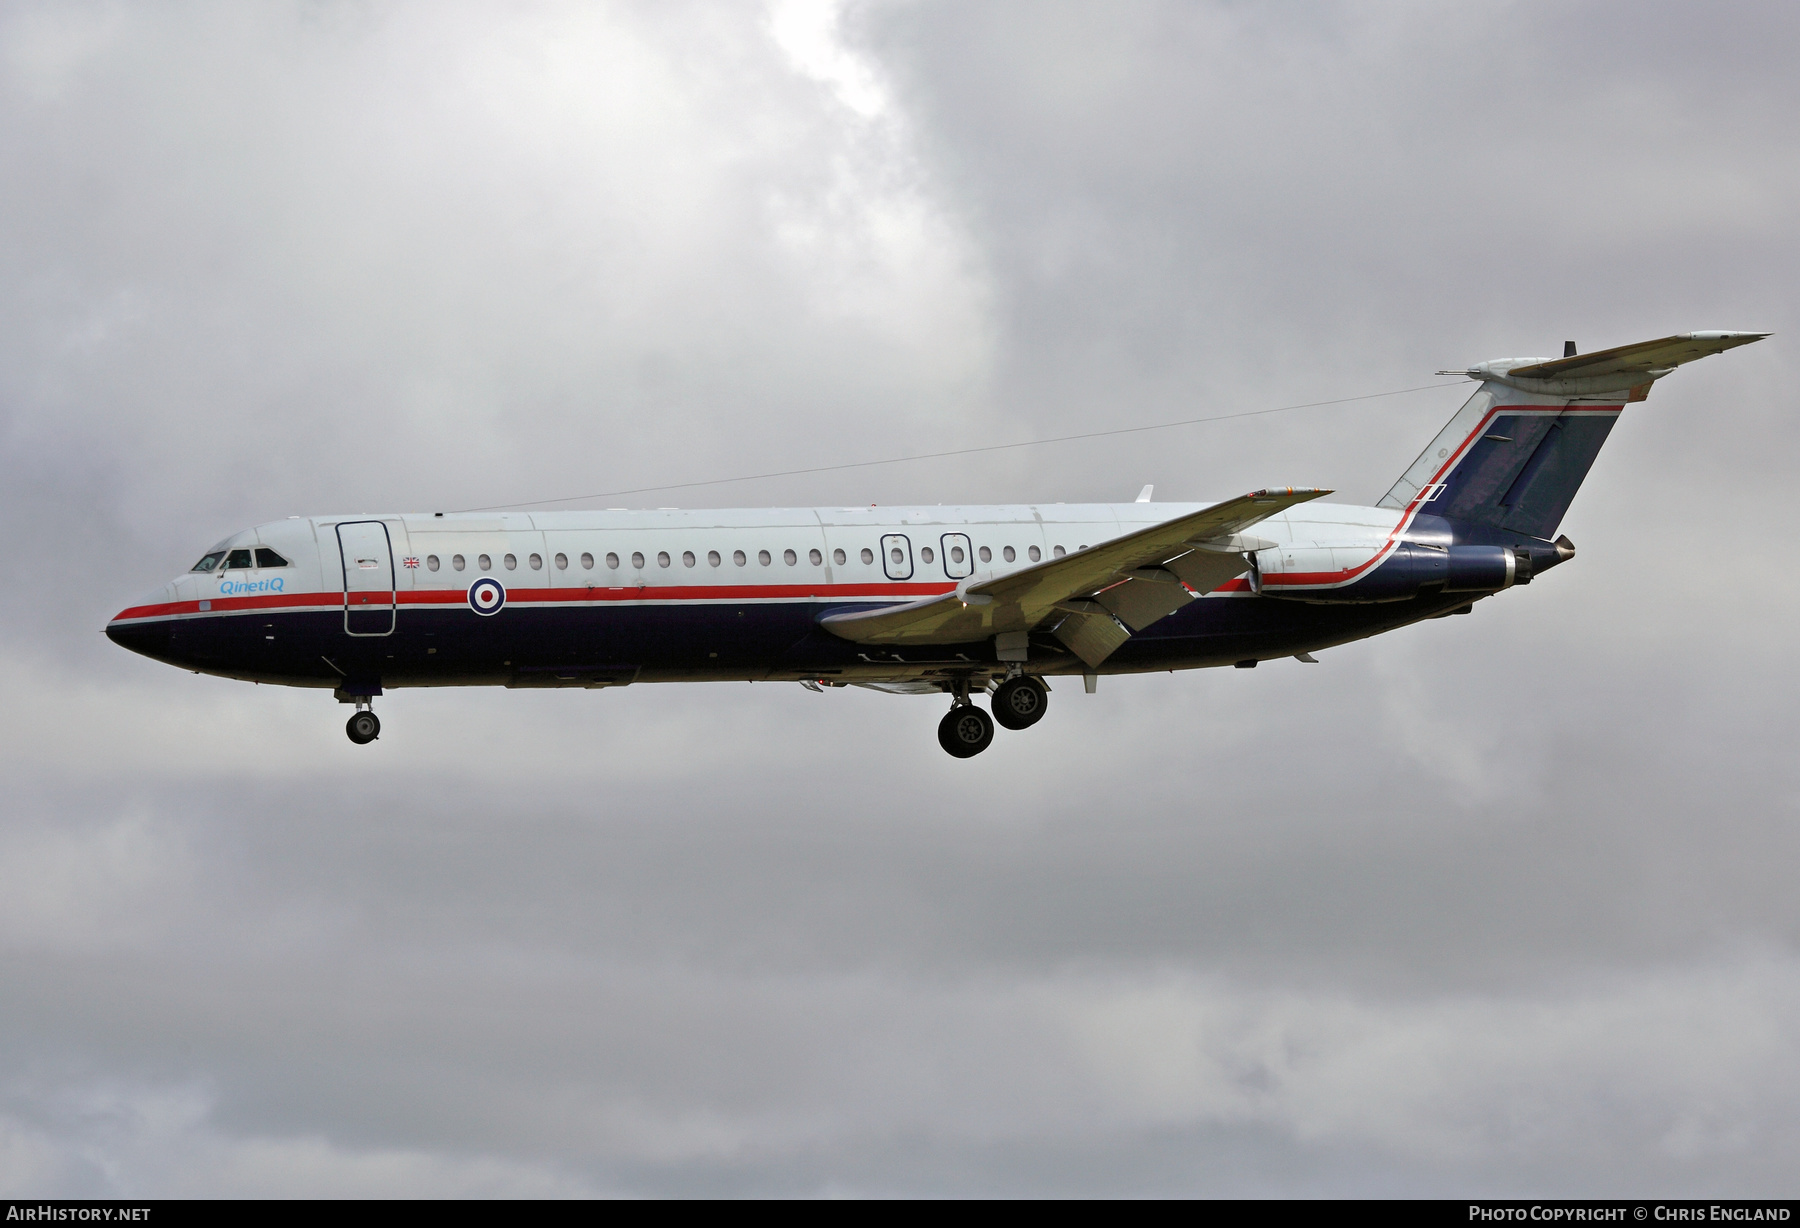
1049, 600, 1133, 668
1093, 567, 1193, 631
1162, 543, 1264, 596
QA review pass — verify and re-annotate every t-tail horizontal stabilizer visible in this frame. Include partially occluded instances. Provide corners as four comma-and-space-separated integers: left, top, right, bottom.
1479, 331, 1769, 389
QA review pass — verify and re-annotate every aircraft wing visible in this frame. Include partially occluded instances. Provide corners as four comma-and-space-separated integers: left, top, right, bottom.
1506, 331, 1768, 380
819, 488, 1329, 665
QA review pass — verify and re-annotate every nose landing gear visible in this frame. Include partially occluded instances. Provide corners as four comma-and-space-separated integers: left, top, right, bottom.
345, 704, 380, 745
335, 683, 382, 745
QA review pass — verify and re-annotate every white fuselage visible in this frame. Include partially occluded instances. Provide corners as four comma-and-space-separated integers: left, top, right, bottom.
154, 499, 1409, 611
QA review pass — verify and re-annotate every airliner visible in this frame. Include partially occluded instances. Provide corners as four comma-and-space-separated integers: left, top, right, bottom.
107, 332, 1765, 756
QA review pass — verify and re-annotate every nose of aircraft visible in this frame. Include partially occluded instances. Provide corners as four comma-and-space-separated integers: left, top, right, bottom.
105, 582, 180, 659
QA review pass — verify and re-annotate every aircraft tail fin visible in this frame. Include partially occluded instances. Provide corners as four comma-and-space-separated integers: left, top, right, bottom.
1379, 331, 1767, 539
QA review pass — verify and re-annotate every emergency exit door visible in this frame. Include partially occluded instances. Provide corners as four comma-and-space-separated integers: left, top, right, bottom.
940, 533, 974, 579
879, 534, 913, 580
337, 521, 396, 636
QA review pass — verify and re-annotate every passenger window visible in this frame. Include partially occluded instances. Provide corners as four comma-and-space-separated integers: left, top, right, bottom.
479, 553, 493, 570
631, 552, 645, 569
758, 550, 771, 566
581, 552, 594, 569
1053, 545, 1066, 558
950, 546, 965, 564
734, 549, 747, 566
708, 550, 721, 567
657, 551, 671, 568
191, 552, 224, 573
889, 547, 903, 565
453, 554, 466, 571
606, 552, 620, 569
862, 548, 875, 564
683, 551, 696, 567
426, 555, 440, 572
920, 546, 935, 564
504, 553, 518, 570
254, 548, 290, 568
783, 548, 797, 566
555, 553, 568, 570
1003, 546, 1015, 562
978, 546, 990, 563
833, 548, 846, 565
810, 548, 823, 566
225, 549, 254, 569
529, 553, 543, 570
1028, 546, 1041, 562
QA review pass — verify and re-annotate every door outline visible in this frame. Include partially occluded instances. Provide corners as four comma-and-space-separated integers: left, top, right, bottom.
337, 520, 397, 636
879, 533, 913, 581
940, 533, 973, 579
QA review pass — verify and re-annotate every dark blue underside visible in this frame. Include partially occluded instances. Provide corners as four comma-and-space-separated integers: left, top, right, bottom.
107, 586, 1484, 689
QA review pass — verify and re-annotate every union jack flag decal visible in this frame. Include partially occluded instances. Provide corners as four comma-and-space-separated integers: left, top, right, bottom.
402, 557, 420, 569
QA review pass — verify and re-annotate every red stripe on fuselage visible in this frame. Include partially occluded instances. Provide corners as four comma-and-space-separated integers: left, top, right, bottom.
109, 581, 956, 624
396, 582, 952, 605
110, 591, 342, 622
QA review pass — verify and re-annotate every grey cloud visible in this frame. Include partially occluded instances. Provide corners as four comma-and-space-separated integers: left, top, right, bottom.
1, 0, 1797, 1196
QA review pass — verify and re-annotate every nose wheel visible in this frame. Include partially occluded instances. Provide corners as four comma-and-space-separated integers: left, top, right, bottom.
938, 704, 995, 758
346, 708, 380, 745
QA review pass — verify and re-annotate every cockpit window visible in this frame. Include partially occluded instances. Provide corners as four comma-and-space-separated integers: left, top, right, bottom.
224, 549, 255, 569
254, 548, 290, 568
192, 552, 225, 572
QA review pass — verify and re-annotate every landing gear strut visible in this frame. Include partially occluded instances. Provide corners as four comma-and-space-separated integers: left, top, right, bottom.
345, 704, 380, 745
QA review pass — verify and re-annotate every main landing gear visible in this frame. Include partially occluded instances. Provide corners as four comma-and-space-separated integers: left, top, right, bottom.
991, 675, 1049, 731
938, 674, 1050, 758
938, 704, 995, 758
345, 704, 380, 745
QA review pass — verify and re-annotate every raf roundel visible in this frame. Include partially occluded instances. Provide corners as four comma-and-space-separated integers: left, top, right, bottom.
467, 577, 506, 616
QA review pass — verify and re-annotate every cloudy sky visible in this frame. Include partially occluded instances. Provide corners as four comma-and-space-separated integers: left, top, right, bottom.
2, 0, 1797, 1196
